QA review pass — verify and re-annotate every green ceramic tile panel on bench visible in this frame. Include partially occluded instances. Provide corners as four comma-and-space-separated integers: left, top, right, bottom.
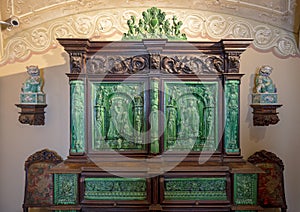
54, 174, 78, 205
84, 177, 147, 200
164, 177, 227, 201
234, 173, 258, 205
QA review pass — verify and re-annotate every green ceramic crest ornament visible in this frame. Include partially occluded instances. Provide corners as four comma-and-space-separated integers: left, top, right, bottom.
122, 7, 187, 40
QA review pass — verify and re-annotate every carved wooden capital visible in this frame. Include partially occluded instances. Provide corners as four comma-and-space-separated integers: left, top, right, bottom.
70, 52, 84, 73
227, 52, 241, 73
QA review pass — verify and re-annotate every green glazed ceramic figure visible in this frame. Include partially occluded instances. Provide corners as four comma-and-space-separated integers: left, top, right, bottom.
252, 65, 278, 104
122, 7, 187, 40
225, 80, 240, 153
20, 65, 46, 104
91, 82, 146, 151
70, 81, 85, 153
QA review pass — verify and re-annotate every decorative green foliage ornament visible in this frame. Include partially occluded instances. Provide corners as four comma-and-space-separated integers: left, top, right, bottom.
122, 7, 187, 40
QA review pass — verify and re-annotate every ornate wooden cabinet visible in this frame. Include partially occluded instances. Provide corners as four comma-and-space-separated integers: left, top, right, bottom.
50, 38, 262, 211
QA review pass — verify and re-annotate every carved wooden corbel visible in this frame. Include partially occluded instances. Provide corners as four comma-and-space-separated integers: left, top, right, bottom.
250, 104, 282, 126
70, 52, 84, 73
15, 104, 47, 125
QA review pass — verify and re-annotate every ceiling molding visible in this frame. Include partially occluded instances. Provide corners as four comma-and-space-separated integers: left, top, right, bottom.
0, 5, 299, 66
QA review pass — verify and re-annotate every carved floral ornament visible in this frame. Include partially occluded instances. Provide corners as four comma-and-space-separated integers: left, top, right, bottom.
0, 6, 299, 66
86, 54, 224, 74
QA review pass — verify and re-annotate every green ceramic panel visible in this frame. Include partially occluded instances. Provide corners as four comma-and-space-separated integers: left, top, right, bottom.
150, 79, 159, 153
164, 177, 227, 200
70, 80, 85, 153
84, 177, 147, 200
91, 82, 146, 151
224, 80, 240, 153
164, 81, 218, 152
54, 174, 78, 205
234, 174, 258, 205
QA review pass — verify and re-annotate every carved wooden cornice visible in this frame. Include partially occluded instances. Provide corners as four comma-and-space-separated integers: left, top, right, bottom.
58, 38, 252, 75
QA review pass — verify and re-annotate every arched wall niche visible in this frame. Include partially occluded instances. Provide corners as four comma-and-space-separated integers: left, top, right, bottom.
0, 0, 299, 68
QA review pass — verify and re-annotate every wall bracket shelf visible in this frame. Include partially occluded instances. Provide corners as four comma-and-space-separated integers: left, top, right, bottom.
250, 104, 282, 126
15, 104, 47, 125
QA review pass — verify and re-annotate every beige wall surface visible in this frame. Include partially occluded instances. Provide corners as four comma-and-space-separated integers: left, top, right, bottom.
0, 43, 300, 211
240, 48, 300, 212
0, 59, 70, 211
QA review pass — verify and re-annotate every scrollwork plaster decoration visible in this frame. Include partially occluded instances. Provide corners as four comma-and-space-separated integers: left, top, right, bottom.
0, 6, 299, 67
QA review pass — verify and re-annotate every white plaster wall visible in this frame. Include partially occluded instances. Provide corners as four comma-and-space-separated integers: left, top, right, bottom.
0, 45, 299, 211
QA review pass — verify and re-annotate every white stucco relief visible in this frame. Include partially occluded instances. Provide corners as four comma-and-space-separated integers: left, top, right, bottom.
0, 1, 299, 66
